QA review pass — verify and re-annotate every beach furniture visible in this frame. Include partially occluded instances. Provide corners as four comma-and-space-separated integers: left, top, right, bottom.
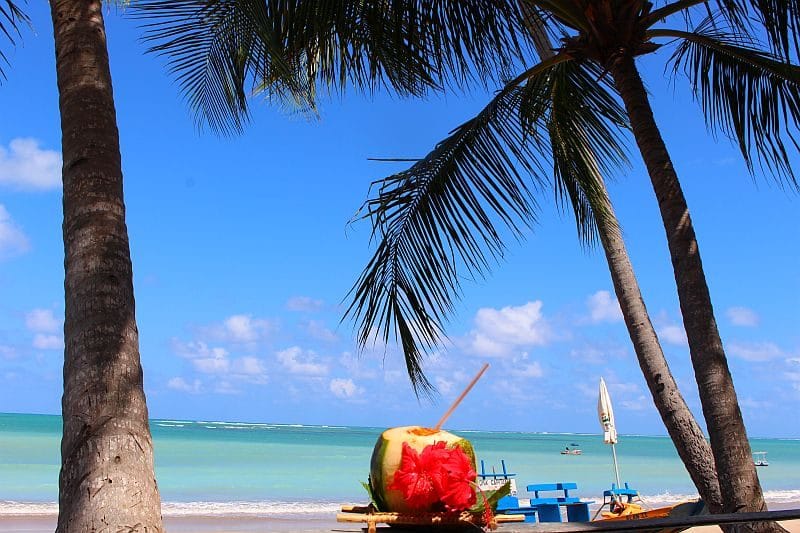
494, 481, 594, 523
753, 451, 769, 466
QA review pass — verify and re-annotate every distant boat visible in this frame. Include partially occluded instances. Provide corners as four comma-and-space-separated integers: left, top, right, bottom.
753, 451, 769, 467
561, 445, 582, 455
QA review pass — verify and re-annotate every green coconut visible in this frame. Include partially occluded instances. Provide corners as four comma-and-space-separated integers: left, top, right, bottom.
369, 425, 477, 513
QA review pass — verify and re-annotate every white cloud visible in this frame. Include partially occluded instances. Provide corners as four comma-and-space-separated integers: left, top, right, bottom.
223, 314, 274, 343
172, 340, 229, 360
0, 138, 61, 191
0, 345, 17, 359
339, 351, 379, 380
620, 395, 650, 411
726, 306, 759, 327
233, 356, 266, 376
167, 377, 202, 393
286, 296, 324, 312
277, 346, 328, 376
303, 320, 338, 342
587, 290, 623, 323
330, 378, 360, 399
728, 341, 783, 362
467, 301, 550, 357
171, 339, 267, 384
213, 380, 241, 395
516, 362, 544, 378
25, 308, 61, 333
435, 376, 455, 395
0, 205, 30, 259
193, 355, 230, 374
658, 325, 688, 346
739, 397, 772, 409
33, 334, 62, 350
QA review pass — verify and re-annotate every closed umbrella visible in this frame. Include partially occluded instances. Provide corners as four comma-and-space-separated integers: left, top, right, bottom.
598, 377, 621, 489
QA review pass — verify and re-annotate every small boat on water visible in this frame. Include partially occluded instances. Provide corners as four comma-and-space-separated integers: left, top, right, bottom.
561, 446, 582, 455
561, 442, 583, 455
754, 451, 769, 466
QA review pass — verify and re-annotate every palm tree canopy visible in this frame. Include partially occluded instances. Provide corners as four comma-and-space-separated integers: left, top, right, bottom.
346, 0, 800, 394
132, 0, 534, 134
135, 0, 800, 395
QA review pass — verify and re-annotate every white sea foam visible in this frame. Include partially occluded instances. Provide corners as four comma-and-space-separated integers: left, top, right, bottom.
0, 500, 344, 517
3, 492, 800, 517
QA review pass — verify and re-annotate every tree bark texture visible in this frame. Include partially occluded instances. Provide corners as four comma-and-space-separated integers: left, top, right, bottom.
608, 53, 775, 528
591, 179, 723, 513
50, 1, 164, 531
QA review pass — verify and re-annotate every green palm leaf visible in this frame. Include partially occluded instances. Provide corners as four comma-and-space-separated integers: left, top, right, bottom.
0, 1, 30, 82
521, 61, 629, 244
346, 57, 629, 396
133, 1, 317, 135
132, 0, 532, 134
713, 0, 800, 59
659, 22, 800, 187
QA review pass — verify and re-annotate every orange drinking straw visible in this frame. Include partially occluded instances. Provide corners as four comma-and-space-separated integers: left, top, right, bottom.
434, 363, 490, 431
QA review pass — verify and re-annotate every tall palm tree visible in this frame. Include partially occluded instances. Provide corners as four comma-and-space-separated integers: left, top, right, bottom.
345, 0, 800, 521
521, 14, 724, 510
50, 1, 164, 530
134, 0, 799, 524
1, 1, 166, 530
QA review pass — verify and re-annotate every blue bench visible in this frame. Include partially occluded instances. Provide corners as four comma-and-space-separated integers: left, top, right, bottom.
496, 482, 592, 523
526, 482, 592, 522
604, 482, 639, 503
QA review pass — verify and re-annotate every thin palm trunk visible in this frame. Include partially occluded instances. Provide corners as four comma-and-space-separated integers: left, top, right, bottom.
51, 1, 163, 531
591, 178, 723, 512
608, 53, 776, 527
519, 9, 723, 509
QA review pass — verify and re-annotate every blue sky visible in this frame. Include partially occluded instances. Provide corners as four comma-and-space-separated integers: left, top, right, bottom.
0, 4, 798, 438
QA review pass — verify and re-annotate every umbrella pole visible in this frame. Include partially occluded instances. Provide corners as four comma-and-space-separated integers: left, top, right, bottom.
611, 443, 622, 489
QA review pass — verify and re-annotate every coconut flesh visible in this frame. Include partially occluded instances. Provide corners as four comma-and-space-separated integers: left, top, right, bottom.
369, 425, 477, 512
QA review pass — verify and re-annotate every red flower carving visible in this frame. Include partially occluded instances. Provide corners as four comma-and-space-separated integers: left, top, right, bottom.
388, 441, 477, 511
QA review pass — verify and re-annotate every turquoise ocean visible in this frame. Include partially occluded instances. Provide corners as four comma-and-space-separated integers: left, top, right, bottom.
1, 413, 799, 517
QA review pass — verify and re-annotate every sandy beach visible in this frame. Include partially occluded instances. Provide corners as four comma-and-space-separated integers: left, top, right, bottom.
1, 514, 798, 533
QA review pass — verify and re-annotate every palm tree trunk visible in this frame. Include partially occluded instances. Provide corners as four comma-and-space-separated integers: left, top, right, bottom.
591, 179, 723, 512
607, 52, 774, 524
50, 1, 163, 531
516, 5, 724, 509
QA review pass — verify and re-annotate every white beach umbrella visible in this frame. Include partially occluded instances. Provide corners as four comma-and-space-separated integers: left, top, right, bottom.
598, 377, 622, 488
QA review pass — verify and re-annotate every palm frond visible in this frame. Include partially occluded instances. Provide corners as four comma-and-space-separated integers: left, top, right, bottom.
660, 23, 800, 188
0, 1, 30, 82
714, 0, 800, 59
523, 61, 630, 245
132, 1, 316, 135
132, 0, 532, 134
345, 55, 629, 396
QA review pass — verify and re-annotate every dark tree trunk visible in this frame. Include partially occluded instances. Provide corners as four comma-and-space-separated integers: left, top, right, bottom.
591, 179, 723, 512
608, 52, 780, 531
50, 1, 163, 531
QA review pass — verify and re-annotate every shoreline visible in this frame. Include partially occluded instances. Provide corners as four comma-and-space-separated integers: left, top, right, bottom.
2, 504, 800, 533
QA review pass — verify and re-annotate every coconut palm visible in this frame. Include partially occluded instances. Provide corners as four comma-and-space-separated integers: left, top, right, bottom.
134, 0, 799, 524
2, 1, 165, 530
345, 0, 800, 521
